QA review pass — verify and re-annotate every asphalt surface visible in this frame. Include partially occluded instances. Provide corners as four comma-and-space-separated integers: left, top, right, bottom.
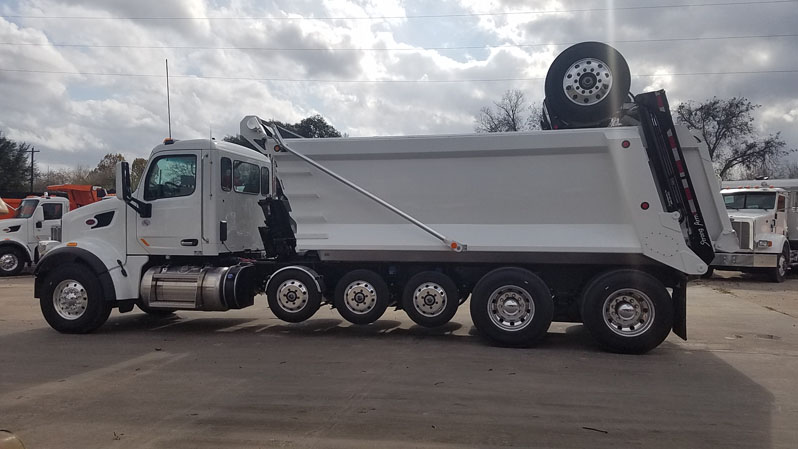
1, 272, 797, 448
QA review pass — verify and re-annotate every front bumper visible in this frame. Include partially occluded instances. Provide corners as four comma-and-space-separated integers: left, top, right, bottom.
711, 252, 778, 268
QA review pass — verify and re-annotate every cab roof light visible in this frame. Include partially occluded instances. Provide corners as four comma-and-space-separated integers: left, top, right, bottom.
163, 138, 175, 145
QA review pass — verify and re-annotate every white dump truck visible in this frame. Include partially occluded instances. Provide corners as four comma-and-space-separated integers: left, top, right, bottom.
709, 179, 798, 281
0, 195, 70, 276
33, 43, 738, 353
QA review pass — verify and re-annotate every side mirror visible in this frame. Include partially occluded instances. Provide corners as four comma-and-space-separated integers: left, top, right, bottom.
116, 161, 152, 218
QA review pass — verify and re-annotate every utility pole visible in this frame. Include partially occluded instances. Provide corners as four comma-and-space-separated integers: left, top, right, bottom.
29, 146, 40, 194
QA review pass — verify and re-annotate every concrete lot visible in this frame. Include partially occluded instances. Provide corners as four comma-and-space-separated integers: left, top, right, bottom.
1, 272, 797, 448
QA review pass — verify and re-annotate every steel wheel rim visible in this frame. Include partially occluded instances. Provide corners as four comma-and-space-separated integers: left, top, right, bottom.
276, 279, 309, 313
562, 57, 614, 106
0, 253, 19, 272
413, 282, 447, 317
487, 285, 535, 332
602, 288, 655, 337
778, 253, 787, 277
343, 280, 378, 315
53, 279, 88, 320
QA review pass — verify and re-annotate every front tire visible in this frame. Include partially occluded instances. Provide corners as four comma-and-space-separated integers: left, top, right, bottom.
469, 267, 553, 347
266, 268, 322, 323
580, 270, 673, 354
40, 264, 112, 333
0, 247, 25, 276
768, 246, 790, 283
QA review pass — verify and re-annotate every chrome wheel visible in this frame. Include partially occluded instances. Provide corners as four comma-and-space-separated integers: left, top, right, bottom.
0, 252, 19, 272
778, 253, 787, 277
487, 285, 535, 331
412, 282, 448, 317
343, 280, 378, 315
602, 288, 655, 337
52, 279, 89, 320
562, 57, 614, 106
276, 279, 309, 313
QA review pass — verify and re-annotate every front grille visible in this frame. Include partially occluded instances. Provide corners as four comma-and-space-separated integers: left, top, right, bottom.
731, 220, 752, 249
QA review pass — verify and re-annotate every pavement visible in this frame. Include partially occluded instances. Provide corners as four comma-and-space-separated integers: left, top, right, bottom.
1, 271, 797, 448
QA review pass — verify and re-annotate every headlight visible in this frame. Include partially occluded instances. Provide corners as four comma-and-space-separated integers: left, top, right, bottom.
756, 240, 773, 248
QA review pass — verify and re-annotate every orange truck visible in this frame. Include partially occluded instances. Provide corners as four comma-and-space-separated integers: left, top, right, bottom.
0, 185, 108, 220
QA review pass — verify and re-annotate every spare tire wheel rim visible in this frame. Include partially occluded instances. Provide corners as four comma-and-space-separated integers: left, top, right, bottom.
562, 57, 614, 106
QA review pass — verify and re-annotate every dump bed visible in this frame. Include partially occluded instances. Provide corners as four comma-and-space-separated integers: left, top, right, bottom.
272, 122, 734, 275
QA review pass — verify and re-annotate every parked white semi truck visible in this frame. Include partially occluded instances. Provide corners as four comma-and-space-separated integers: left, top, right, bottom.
0, 195, 69, 276
708, 179, 798, 282
33, 43, 739, 353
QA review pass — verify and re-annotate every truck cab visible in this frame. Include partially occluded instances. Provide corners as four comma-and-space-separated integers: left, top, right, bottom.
711, 182, 793, 281
0, 195, 69, 276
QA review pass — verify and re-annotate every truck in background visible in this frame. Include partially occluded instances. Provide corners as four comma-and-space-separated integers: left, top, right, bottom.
33, 42, 739, 353
0, 185, 108, 275
708, 179, 798, 282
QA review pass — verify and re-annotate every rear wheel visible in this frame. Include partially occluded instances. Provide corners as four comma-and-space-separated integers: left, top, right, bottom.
0, 247, 24, 276
334, 270, 390, 325
402, 271, 459, 328
580, 269, 672, 354
469, 267, 553, 347
544, 41, 631, 126
40, 264, 112, 333
768, 245, 789, 283
266, 268, 322, 323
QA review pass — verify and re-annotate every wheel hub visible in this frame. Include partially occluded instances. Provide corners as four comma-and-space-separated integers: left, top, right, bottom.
487, 286, 534, 332
344, 281, 377, 314
0, 253, 19, 272
413, 283, 447, 317
53, 279, 88, 320
562, 57, 614, 106
276, 280, 309, 312
603, 289, 655, 337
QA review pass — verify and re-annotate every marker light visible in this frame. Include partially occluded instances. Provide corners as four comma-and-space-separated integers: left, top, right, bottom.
622, 140, 631, 148
641, 202, 650, 210
163, 138, 174, 145
66, 242, 78, 247
274, 145, 281, 152
85, 219, 97, 226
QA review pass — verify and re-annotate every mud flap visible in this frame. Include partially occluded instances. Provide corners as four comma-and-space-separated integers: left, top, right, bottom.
672, 278, 688, 340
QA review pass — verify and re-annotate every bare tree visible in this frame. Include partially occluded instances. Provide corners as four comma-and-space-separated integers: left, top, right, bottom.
475, 90, 541, 133
676, 97, 789, 180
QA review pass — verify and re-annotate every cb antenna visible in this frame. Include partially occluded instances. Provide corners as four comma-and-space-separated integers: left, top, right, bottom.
165, 59, 172, 138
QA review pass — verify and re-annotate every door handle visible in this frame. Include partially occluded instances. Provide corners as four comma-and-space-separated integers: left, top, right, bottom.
36, 221, 42, 229
180, 239, 199, 247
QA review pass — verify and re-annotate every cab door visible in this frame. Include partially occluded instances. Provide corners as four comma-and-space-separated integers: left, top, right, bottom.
34, 200, 65, 243
136, 152, 203, 255
775, 193, 788, 236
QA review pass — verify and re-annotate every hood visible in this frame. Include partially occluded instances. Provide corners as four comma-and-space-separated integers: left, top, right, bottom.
1, 218, 27, 233
727, 210, 772, 220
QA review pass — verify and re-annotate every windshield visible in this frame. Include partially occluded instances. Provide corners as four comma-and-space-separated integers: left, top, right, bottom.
723, 192, 776, 210
14, 199, 39, 218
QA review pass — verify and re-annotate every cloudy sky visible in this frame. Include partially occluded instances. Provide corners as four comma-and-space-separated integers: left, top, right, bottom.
1, 0, 797, 170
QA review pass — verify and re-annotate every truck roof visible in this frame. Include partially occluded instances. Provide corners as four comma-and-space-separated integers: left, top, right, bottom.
721, 179, 798, 191
721, 187, 785, 194
150, 139, 268, 162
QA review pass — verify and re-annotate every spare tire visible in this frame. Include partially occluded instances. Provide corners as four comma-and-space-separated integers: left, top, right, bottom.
544, 42, 631, 127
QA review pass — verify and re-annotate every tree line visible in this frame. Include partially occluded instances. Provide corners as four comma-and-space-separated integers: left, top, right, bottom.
475, 89, 796, 180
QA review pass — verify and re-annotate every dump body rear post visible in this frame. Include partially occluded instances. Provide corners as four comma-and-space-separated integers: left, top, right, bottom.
32, 42, 738, 353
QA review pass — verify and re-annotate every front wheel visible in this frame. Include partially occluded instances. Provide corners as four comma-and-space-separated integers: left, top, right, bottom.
40, 264, 112, 333
580, 270, 673, 354
768, 246, 790, 283
0, 247, 25, 276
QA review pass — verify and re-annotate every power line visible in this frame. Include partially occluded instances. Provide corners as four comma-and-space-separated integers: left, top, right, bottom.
1, 68, 796, 83
2, 0, 796, 21
1, 33, 796, 52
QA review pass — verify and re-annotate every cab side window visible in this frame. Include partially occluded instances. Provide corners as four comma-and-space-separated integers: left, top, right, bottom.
777, 195, 786, 212
221, 157, 232, 192
144, 155, 197, 201
42, 203, 63, 220
261, 167, 270, 196
233, 160, 260, 194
